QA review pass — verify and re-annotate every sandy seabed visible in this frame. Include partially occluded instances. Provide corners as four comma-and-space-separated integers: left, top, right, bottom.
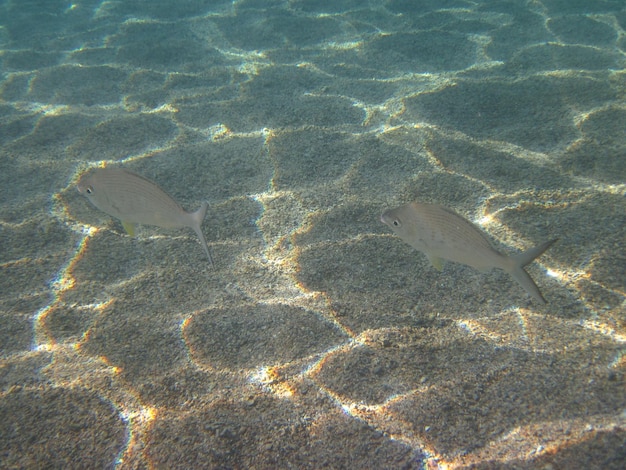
1, 0, 625, 468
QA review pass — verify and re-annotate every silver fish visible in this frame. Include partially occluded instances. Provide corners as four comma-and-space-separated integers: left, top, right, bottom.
77, 167, 213, 266
381, 202, 556, 304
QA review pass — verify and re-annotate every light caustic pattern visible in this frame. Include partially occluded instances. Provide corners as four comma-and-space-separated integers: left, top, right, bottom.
1, 1, 626, 469
9, 123, 625, 468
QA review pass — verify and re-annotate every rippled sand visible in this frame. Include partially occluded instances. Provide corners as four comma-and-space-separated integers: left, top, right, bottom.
1, 1, 625, 468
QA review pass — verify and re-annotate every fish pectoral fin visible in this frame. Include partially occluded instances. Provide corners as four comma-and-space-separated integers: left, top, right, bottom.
121, 220, 136, 236
427, 254, 444, 271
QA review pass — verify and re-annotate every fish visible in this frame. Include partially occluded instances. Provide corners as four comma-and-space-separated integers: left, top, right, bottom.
77, 167, 214, 266
381, 202, 557, 304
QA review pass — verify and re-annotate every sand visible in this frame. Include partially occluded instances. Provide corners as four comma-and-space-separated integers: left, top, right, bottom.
1, 0, 625, 468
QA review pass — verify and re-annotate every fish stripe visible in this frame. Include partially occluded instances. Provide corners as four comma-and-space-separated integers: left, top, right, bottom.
381, 201, 555, 303
77, 167, 213, 265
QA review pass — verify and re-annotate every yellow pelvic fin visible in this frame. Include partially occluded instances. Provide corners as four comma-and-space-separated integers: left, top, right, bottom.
428, 255, 444, 271
122, 220, 136, 236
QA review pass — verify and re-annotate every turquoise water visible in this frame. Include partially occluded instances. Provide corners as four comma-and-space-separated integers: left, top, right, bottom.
1, 1, 625, 468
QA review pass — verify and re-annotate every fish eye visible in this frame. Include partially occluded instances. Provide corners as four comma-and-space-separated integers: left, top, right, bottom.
393, 218, 401, 227
85, 186, 93, 194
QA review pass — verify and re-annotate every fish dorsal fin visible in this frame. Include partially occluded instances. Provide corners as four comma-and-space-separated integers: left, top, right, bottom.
428, 254, 444, 271
122, 220, 136, 236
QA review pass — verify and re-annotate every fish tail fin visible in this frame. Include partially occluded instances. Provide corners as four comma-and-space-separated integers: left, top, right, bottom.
513, 239, 558, 267
191, 201, 209, 225
508, 239, 558, 304
191, 202, 214, 267
509, 266, 547, 304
